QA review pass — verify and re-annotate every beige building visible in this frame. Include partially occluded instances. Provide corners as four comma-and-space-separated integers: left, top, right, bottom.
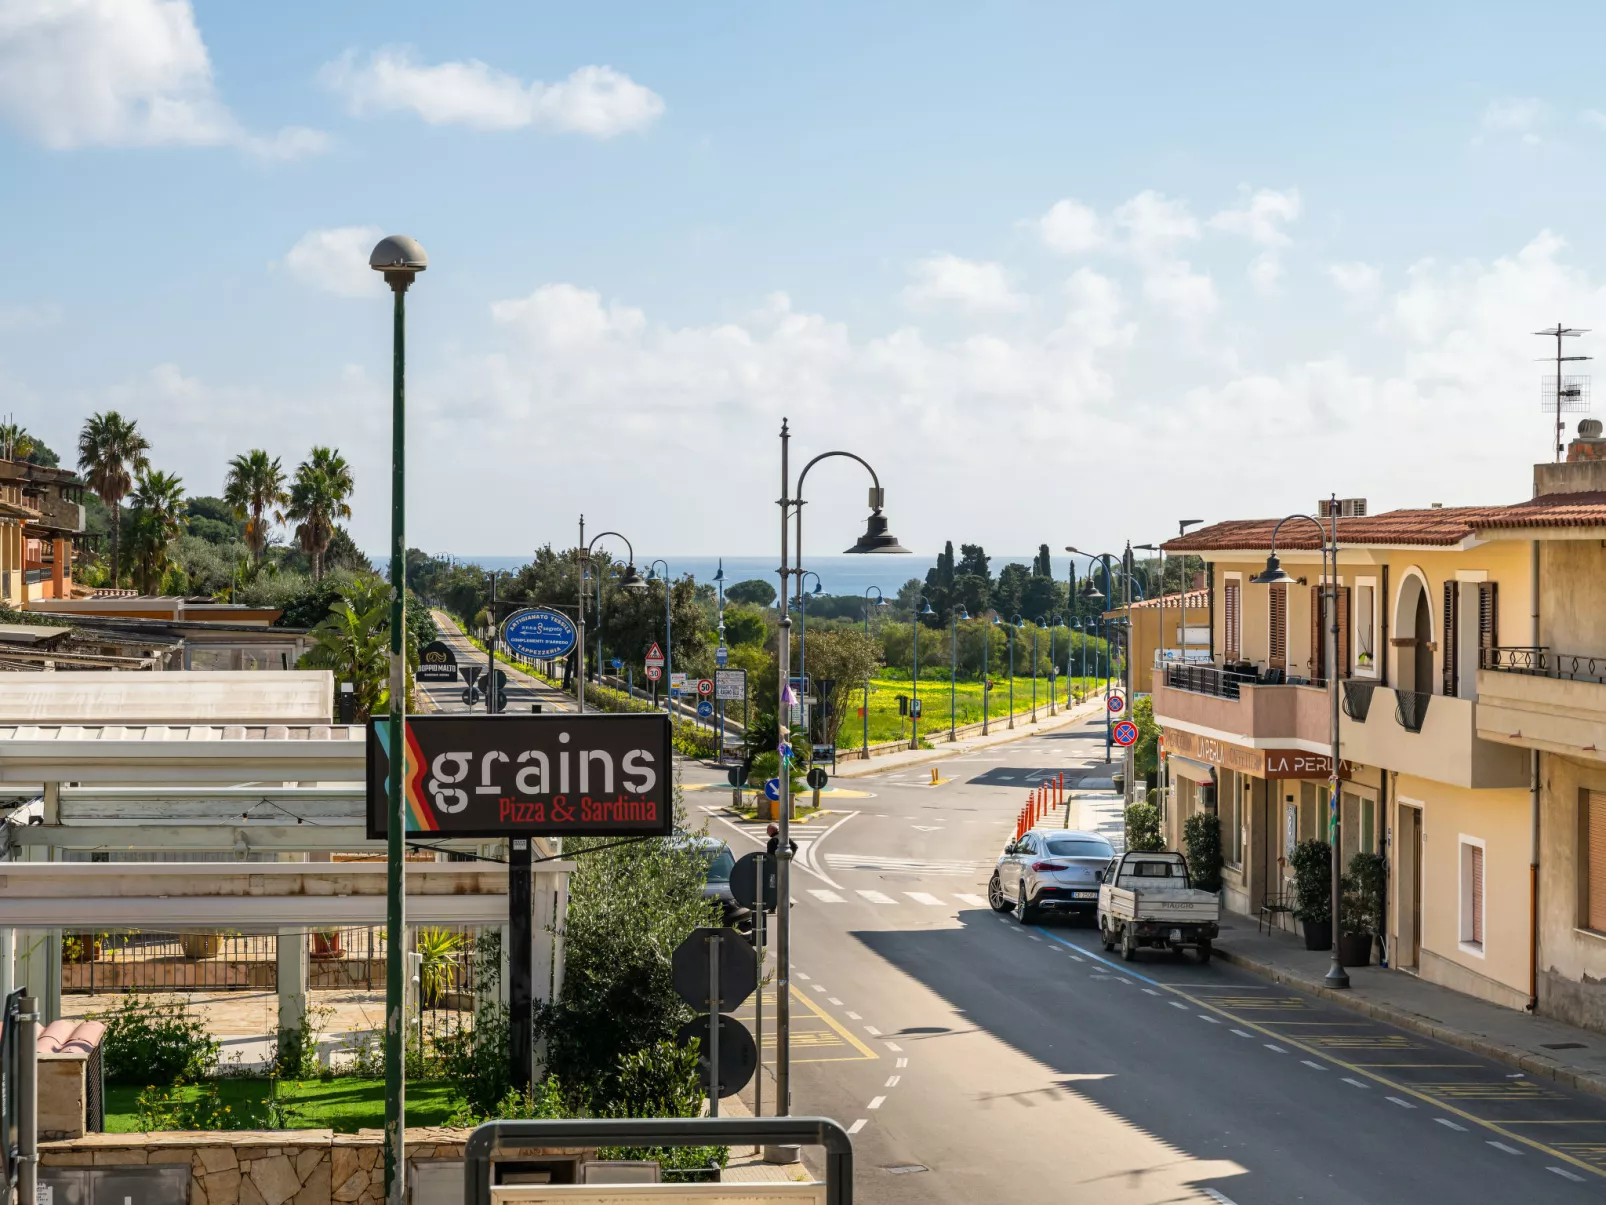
1157, 434, 1606, 1030
1104, 587, 1209, 694
0, 458, 87, 607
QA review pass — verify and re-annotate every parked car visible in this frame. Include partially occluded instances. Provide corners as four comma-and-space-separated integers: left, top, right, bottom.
988, 829, 1115, 924
683, 834, 751, 931
1096, 850, 1221, 962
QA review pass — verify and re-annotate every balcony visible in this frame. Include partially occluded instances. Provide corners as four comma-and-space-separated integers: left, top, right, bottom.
1339, 685, 1528, 789
1476, 646, 1606, 763
1152, 661, 1330, 750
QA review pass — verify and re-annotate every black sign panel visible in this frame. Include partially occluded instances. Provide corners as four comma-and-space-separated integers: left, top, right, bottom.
417, 640, 458, 683
366, 713, 674, 839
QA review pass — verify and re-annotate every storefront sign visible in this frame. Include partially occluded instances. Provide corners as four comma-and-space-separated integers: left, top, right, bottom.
1263, 750, 1354, 780
1162, 727, 1352, 781
416, 640, 458, 683
367, 713, 674, 838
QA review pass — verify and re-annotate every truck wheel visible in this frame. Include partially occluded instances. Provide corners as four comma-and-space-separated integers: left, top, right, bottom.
1195, 939, 1212, 964
988, 874, 1012, 912
1100, 922, 1115, 952
1120, 928, 1136, 962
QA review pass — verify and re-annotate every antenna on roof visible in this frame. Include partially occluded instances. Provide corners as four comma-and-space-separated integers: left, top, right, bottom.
1536, 323, 1591, 463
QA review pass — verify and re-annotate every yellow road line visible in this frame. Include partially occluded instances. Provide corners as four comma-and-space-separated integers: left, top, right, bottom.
790, 985, 880, 1060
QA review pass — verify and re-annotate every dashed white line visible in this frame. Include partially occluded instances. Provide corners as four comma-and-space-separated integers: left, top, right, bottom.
1197, 1014, 1220, 1024
828, 998, 843, 1006
847, 1119, 866, 1134
884, 1076, 901, 1087
906, 891, 945, 906
1341, 1077, 1369, 1089
1549, 1166, 1586, 1182
864, 1025, 882, 1036
856, 889, 896, 905
1386, 1096, 1416, 1109
796, 972, 811, 981
956, 893, 988, 907
1028, 935, 1043, 942
1230, 1029, 1253, 1039
1301, 1060, 1326, 1071
1142, 988, 1160, 997
1068, 955, 1085, 964
1169, 1001, 1189, 1011
884, 1042, 903, 1052
808, 889, 845, 903
895, 1057, 908, 1068
846, 1012, 861, 1021
1436, 1118, 1467, 1132
868, 1096, 886, 1110
1265, 1044, 1289, 1054
1487, 1141, 1522, 1156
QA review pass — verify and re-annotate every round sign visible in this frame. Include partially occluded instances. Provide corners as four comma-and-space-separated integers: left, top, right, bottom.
675, 1013, 758, 1098
806, 766, 828, 790
1107, 692, 1126, 714
763, 777, 781, 801
697, 678, 715, 697
697, 700, 714, 718
1112, 719, 1138, 747
645, 665, 662, 681
501, 608, 577, 660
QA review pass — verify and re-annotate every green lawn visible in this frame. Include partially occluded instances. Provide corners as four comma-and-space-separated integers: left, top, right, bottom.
839, 673, 1104, 747
106, 1078, 461, 1133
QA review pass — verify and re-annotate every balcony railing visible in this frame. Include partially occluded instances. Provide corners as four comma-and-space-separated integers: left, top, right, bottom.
1341, 680, 1377, 722
1163, 662, 1254, 700
1481, 645, 1606, 686
1394, 690, 1431, 733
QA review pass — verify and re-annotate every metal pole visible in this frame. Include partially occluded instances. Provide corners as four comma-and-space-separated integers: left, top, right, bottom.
1007, 624, 1015, 729
509, 838, 533, 1095
950, 613, 958, 742
576, 516, 586, 713
774, 420, 794, 1131
383, 276, 410, 1205
708, 930, 721, 1117
755, 900, 765, 1117
1325, 498, 1350, 988
18, 994, 36, 1205
911, 612, 919, 750
666, 570, 674, 713
486, 574, 496, 712
1031, 628, 1038, 721
982, 626, 990, 736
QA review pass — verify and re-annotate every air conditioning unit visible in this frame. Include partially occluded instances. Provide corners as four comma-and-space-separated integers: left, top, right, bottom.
1317, 498, 1368, 518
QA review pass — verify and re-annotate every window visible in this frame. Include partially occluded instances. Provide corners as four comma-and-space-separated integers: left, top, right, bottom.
1460, 838, 1485, 953
1043, 836, 1115, 859
1222, 771, 1243, 868
1269, 585, 1287, 670
1586, 791, 1606, 932
1224, 579, 1242, 661
1354, 581, 1377, 676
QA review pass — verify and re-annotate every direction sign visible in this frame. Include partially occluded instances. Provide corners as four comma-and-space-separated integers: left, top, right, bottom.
714, 669, 746, 701
1107, 692, 1126, 714
502, 608, 578, 661
417, 640, 458, 683
670, 671, 687, 695
763, 778, 781, 802
675, 1013, 757, 1098
671, 927, 758, 1013
697, 678, 715, 697
645, 665, 662, 682
1112, 719, 1139, 747
697, 700, 714, 718
715, 645, 729, 667
645, 642, 665, 670
729, 851, 777, 911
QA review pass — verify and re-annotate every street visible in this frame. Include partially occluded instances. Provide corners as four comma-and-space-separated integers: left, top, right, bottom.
684, 721, 1606, 1203
420, 611, 576, 715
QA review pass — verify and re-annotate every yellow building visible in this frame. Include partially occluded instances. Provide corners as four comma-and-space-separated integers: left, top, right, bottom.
1104, 587, 1209, 694
0, 458, 86, 607
1158, 446, 1606, 1028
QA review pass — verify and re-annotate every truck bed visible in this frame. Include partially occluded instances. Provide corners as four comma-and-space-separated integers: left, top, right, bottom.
1101, 884, 1221, 925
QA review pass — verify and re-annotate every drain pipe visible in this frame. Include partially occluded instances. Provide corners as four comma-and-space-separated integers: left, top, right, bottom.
1529, 539, 1540, 1013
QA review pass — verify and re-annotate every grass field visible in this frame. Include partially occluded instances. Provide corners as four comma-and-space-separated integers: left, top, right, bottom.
840, 673, 1104, 746
106, 1078, 460, 1133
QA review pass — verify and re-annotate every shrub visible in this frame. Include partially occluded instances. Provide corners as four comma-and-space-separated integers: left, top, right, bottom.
1124, 802, 1164, 852
1344, 852, 1386, 936
97, 994, 219, 1085
1183, 812, 1223, 893
1290, 839, 1333, 924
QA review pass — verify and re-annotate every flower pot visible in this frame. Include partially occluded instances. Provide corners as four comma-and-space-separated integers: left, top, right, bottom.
64, 934, 101, 963
180, 933, 221, 960
1339, 932, 1373, 967
1301, 919, 1332, 951
312, 931, 343, 957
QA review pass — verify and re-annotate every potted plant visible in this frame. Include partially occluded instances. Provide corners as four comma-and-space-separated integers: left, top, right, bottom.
1340, 852, 1386, 967
1290, 839, 1333, 951
180, 933, 221, 960
312, 929, 343, 958
1183, 811, 1223, 894
63, 933, 102, 963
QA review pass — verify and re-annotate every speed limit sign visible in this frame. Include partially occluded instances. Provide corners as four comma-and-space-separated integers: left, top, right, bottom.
1112, 719, 1138, 747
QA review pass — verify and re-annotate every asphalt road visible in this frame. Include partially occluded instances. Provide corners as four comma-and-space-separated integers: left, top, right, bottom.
420, 611, 576, 714
682, 719, 1606, 1203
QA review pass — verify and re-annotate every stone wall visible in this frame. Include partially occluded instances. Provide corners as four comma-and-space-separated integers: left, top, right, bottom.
40, 1128, 590, 1205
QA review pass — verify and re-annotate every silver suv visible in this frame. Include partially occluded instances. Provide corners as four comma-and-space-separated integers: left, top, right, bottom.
989, 828, 1116, 924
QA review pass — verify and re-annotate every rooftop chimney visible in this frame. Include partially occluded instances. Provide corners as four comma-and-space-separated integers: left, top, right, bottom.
1535, 418, 1606, 495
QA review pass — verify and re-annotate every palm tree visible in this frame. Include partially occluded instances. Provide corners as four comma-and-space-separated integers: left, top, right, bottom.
285, 447, 354, 583
223, 449, 288, 568
127, 469, 186, 593
76, 412, 150, 588
301, 578, 417, 718
0, 422, 35, 462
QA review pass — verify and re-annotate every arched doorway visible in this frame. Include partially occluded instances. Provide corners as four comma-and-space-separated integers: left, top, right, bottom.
1394, 571, 1434, 694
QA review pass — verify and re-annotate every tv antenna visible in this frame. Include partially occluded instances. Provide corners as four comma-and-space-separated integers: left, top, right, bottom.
1536, 324, 1591, 462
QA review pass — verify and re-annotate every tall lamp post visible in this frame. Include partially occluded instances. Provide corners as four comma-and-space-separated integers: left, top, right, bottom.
1006, 614, 1022, 729
775, 421, 907, 1145
1039, 614, 1062, 716
1028, 619, 1041, 722
863, 587, 886, 755
912, 597, 934, 749
1072, 549, 1132, 769
713, 560, 726, 748
795, 572, 823, 747
1072, 617, 1085, 703
983, 614, 999, 735
574, 522, 647, 713
950, 605, 969, 741
370, 233, 425, 1205
646, 559, 673, 713
1250, 501, 1349, 989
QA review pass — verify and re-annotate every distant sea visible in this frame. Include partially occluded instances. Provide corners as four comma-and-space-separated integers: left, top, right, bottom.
446, 554, 1090, 598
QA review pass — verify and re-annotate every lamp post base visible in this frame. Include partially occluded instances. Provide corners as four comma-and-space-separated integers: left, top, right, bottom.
1324, 959, 1351, 989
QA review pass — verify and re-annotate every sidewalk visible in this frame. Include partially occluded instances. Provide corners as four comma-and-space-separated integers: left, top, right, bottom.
1214, 921, 1606, 1098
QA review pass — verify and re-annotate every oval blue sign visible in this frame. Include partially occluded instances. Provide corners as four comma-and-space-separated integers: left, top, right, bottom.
502, 607, 577, 660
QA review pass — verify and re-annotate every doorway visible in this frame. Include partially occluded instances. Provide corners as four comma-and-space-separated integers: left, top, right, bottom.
1397, 804, 1422, 970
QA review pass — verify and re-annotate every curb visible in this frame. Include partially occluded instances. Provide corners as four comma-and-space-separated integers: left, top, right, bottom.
1212, 942, 1606, 1101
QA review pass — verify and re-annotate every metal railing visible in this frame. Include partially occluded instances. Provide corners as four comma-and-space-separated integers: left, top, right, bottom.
1341, 680, 1377, 723
1163, 662, 1252, 699
1481, 645, 1606, 685
1394, 690, 1431, 733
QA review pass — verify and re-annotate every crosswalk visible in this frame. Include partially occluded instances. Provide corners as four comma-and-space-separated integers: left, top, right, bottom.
804, 887, 992, 909
822, 853, 992, 877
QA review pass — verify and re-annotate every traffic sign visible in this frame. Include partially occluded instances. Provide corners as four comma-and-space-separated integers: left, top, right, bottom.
460, 665, 483, 687
697, 678, 715, 697
645, 665, 662, 682
697, 700, 714, 718
729, 851, 777, 911
611, 657, 623, 670
714, 669, 746, 701
670, 671, 687, 695
645, 642, 665, 670
727, 765, 748, 788
1107, 692, 1126, 714
715, 645, 729, 667
417, 640, 458, 683
763, 778, 781, 801
806, 767, 828, 791
671, 927, 758, 1013
1112, 719, 1138, 747
675, 1013, 757, 1098
502, 608, 578, 660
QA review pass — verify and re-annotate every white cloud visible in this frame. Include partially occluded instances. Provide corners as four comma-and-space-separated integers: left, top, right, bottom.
901, 254, 1027, 313
1480, 97, 1545, 144
281, 226, 385, 298
0, 0, 324, 156
322, 49, 664, 136
1037, 199, 1103, 254
0, 303, 63, 332
1327, 261, 1382, 302
1111, 191, 1217, 323
1211, 188, 1301, 294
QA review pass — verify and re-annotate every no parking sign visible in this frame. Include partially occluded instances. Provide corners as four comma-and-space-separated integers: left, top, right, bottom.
1107, 692, 1126, 714
1112, 719, 1138, 747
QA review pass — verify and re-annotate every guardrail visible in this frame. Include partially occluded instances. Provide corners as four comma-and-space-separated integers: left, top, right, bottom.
1481, 644, 1606, 685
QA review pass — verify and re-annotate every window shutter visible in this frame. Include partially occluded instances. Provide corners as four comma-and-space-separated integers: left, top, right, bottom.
1311, 585, 1324, 679
1224, 581, 1241, 660
1442, 581, 1459, 697
1478, 582, 1499, 667
1589, 792, 1606, 932
1269, 585, 1287, 670
1470, 846, 1484, 945
1336, 586, 1351, 680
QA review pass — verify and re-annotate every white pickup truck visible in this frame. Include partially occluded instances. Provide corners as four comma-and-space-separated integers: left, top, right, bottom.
1096, 850, 1221, 963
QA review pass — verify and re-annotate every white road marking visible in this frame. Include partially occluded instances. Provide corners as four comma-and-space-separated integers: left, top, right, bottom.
825, 853, 992, 876
884, 1076, 901, 1087
857, 890, 896, 905
1142, 988, 1160, 996
796, 972, 811, 981
1435, 1118, 1467, 1132
809, 889, 845, 903
1301, 1060, 1326, 1071
905, 892, 945, 906
1069, 955, 1085, 964
828, 998, 842, 1005
1169, 1001, 1189, 1010
868, 1096, 886, 1109
1028, 935, 1043, 942
848, 1119, 866, 1134
896, 1057, 908, 1068
884, 1041, 903, 1052
1199, 1190, 1240, 1205
1197, 1014, 1220, 1023
1265, 1044, 1289, 1054
955, 893, 987, 906
1386, 1096, 1416, 1109
864, 1025, 882, 1036
1487, 1141, 1522, 1155
1549, 1167, 1586, 1182
846, 1012, 861, 1020
1341, 1077, 1368, 1088
1231, 1029, 1253, 1038
812, 985, 826, 993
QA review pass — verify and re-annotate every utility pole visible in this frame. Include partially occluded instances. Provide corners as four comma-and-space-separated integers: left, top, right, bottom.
1534, 324, 1591, 463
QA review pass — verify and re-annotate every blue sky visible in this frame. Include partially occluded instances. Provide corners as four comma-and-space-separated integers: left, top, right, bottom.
6, 2, 1606, 559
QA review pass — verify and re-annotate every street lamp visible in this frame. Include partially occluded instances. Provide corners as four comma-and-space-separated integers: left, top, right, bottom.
863, 587, 886, 755
574, 521, 646, 714
795, 572, 824, 745
950, 605, 969, 741
1028, 619, 1040, 722
1038, 614, 1061, 717
912, 597, 934, 750
1251, 500, 1349, 990
646, 560, 673, 714
774, 420, 907, 1140
1072, 617, 1085, 703
1002, 614, 1022, 729
713, 559, 728, 746
983, 614, 999, 735
370, 232, 425, 1205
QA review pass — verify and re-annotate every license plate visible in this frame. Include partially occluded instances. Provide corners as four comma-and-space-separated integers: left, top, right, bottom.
1071, 891, 1097, 900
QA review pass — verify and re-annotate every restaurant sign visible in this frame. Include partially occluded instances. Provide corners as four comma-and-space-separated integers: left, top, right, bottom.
1162, 727, 1352, 781
367, 713, 674, 839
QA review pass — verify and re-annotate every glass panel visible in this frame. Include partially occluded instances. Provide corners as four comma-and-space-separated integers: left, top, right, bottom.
1044, 837, 1115, 858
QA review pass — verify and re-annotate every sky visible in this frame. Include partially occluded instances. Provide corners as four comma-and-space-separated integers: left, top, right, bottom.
7, 2, 1606, 560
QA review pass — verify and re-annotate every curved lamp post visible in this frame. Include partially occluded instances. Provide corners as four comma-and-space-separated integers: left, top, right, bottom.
370, 233, 425, 1205
646, 560, 673, 713
1028, 619, 1040, 722
950, 605, 970, 741
795, 572, 824, 743
1038, 614, 1062, 717
1251, 502, 1348, 990
1071, 546, 1138, 768
575, 522, 646, 714
775, 420, 907, 1136
863, 587, 886, 754
912, 597, 935, 749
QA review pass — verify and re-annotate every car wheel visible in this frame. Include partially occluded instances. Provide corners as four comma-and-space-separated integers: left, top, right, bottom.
1100, 921, 1115, 951
1015, 887, 1037, 925
1120, 927, 1137, 962
1195, 939, 1213, 964
988, 874, 1012, 912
